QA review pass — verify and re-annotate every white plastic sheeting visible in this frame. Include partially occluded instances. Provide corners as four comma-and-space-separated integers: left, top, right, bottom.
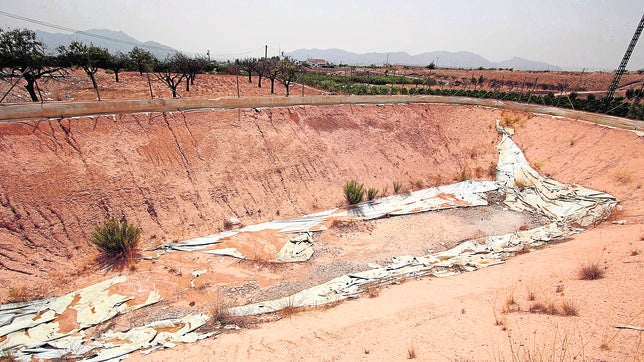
224, 127, 618, 316
157, 180, 498, 261
0, 276, 215, 361
0, 126, 619, 359
226, 222, 571, 316
496, 133, 618, 227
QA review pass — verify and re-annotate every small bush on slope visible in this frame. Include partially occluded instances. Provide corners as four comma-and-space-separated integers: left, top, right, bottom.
91, 218, 141, 270
344, 180, 365, 205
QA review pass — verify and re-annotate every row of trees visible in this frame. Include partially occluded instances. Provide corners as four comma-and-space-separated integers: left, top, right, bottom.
0, 27, 308, 102
0, 27, 214, 101
234, 56, 303, 96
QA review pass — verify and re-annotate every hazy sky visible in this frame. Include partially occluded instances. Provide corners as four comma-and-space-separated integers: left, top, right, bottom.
1, 0, 643, 70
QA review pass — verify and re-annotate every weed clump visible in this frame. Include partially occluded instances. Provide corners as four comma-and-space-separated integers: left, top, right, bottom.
393, 181, 403, 194
366, 187, 379, 201
343, 180, 365, 205
578, 261, 605, 280
91, 218, 141, 270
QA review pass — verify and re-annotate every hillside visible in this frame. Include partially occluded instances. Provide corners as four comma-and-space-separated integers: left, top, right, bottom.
286, 48, 561, 70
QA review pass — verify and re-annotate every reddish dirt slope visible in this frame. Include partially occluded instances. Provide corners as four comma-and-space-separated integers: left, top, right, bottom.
0, 103, 505, 292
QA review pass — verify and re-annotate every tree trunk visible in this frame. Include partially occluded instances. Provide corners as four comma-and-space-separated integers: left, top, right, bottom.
146, 72, 154, 99
247, 71, 252, 83
270, 78, 275, 94
285, 84, 290, 96
258, 75, 262, 88
186, 79, 190, 92
89, 72, 101, 101
114, 70, 120, 83
172, 87, 178, 98
24, 75, 39, 102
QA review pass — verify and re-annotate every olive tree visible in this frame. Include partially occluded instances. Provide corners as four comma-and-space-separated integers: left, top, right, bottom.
58, 41, 110, 100
0, 28, 63, 102
278, 57, 301, 96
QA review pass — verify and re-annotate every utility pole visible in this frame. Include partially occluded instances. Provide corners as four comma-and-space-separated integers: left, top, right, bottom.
265, 45, 268, 59
604, 12, 644, 110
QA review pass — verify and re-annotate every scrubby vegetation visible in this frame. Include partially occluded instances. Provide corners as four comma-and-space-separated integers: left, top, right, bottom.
343, 180, 365, 205
300, 72, 644, 120
578, 261, 605, 280
90, 218, 141, 269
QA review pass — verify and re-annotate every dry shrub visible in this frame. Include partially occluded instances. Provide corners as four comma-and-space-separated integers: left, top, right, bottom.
532, 161, 543, 171
500, 110, 529, 128
459, 162, 473, 181
487, 162, 497, 178
475, 165, 484, 178
560, 299, 579, 316
393, 181, 403, 194
205, 289, 253, 330
614, 169, 633, 184
6, 286, 44, 303
578, 261, 605, 280
407, 344, 417, 359
366, 187, 379, 201
344, 180, 365, 205
364, 284, 381, 298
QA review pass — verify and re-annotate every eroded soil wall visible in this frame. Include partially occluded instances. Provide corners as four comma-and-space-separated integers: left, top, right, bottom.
1, 103, 641, 291
0, 103, 503, 284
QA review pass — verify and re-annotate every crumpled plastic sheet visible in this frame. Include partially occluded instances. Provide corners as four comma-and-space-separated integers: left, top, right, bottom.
0, 125, 619, 359
496, 132, 618, 227
156, 180, 498, 259
226, 222, 571, 316
225, 126, 618, 317
0, 277, 213, 361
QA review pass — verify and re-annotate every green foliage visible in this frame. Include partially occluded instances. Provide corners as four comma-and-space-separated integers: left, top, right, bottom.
343, 180, 365, 205
0, 28, 64, 101
366, 187, 379, 201
128, 46, 156, 74
91, 218, 141, 269
393, 181, 403, 194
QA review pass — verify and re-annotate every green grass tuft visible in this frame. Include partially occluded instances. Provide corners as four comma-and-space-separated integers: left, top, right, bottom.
91, 218, 141, 270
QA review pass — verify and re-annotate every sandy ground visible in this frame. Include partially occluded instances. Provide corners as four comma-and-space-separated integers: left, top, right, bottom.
0, 75, 642, 360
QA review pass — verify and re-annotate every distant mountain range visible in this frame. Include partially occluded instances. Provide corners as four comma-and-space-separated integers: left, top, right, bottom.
286, 48, 560, 71
35, 28, 177, 59
32, 28, 559, 70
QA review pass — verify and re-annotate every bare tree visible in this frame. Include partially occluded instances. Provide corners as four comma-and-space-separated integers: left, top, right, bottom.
236, 57, 256, 83
176, 53, 209, 92
255, 57, 269, 88
154, 54, 184, 98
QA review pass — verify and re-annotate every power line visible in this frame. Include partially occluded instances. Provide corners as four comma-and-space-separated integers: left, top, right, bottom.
0, 10, 171, 52
0, 10, 270, 60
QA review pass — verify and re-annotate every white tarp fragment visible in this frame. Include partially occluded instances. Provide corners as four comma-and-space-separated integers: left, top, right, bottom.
275, 233, 314, 262
157, 180, 498, 260
0, 276, 161, 361
9, 314, 214, 362
226, 223, 570, 316
225, 128, 618, 317
496, 133, 618, 227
